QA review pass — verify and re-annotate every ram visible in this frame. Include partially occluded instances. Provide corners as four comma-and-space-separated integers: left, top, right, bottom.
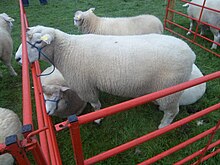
15, 25, 196, 128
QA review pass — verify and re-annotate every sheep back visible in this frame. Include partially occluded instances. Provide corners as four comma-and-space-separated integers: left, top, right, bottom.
74, 9, 163, 35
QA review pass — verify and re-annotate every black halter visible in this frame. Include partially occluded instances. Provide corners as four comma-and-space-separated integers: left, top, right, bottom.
44, 98, 62, 114
27, 41, 55, 77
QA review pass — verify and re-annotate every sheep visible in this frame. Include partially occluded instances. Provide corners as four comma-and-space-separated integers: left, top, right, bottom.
0, 13, 17, 77
0, 107, 23, 165
73, 8, 163, 35
40, 66, 87, 118
179, 64, 206, 105
15, 25, 196, 128
185, 0, 220, 49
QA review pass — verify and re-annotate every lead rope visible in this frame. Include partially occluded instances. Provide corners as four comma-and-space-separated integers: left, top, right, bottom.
27, 41, 56, 77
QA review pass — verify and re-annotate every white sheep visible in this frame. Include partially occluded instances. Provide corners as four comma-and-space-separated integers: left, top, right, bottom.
15, 25, 196, 128
185, 0, 220, 49
0, 13, 17, 77
179, 64, 206, 105
74, 8, 163, 35
40, 66, 87, 118
0, 107, 22, 165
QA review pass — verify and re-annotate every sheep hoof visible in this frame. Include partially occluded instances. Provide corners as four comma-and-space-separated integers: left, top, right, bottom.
158, 123, 169, 129
211, 45, 217, 49
186, 32, 191, 35
94, 118, 103, 125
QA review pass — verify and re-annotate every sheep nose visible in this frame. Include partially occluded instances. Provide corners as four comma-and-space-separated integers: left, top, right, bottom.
15, 57, 21, 62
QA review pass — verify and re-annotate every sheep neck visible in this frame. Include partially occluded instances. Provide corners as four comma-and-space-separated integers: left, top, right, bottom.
51, 29, 77, 77
81, 13, 99, 34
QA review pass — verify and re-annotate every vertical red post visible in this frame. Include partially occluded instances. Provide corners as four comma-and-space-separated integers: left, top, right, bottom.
5, 135, 31, 165
68, 115, 85, 165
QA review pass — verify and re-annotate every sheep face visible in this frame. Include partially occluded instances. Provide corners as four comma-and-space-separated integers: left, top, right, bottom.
42, 85, 70, 116
0, 13, 14, 33
74, 8, 95, 27
15, 27, 54, 64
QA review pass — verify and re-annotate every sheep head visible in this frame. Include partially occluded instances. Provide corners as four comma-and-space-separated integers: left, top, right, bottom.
0, 13, 14, 33
42, 85, 70, 116
73, 8, 96, 27
15, 26, 54, 64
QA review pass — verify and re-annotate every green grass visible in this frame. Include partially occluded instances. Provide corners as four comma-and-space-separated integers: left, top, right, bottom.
0, 0, 220, 164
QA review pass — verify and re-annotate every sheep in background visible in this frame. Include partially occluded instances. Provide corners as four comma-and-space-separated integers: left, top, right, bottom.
0, 13, 17, 77
185, 0, 220, 49
15, 25, 195, 129
179, 64, 206, 105
40, 66, 87, 118
74, 8, 163, 35
0, 107, 23, 165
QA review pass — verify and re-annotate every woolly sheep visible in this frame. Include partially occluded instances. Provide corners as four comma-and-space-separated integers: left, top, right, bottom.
0, 107, 22, 165
16, 44, 87, 118
0, 13, 17, 77
185, 0, 220, 49
40, 66, 87, 118
179, 64, 206, 105
15, 25, 196, 128
74, 8, 163, 35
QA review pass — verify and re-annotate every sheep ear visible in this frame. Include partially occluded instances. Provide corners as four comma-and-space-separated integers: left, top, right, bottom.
0, 13, 14, 22
40, 34, 53, 44
88, 8, 95, 13
0, 13, 14, 29
60, 86, 70, 92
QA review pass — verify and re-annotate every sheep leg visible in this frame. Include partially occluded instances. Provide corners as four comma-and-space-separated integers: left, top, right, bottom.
90, 101, 103, 124
210, 28, 219, 49
158, 104, 179, 129
187, 20, 194, 35
5, 63, 17, 76
200, 25, 205, 35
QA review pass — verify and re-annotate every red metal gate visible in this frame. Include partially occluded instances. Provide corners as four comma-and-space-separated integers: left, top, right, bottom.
0, 0, 219, 164
165, 0, 220, 57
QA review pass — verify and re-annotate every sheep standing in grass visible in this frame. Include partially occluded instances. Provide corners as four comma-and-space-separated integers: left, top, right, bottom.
0, 107, 22, 165
74, 8, 163, 35
15, 25, 196, 128
185, 0, 220, 49
0, 13, 17, 77
40, 66, 87, 118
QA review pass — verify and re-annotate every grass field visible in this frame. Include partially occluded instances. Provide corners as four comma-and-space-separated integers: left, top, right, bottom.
0, 0, 220, 164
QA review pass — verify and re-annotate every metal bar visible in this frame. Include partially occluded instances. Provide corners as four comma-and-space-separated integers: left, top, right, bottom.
79, 72, 220, 125
5, 135, 31, 165
165, 19, 220, 47
174, 140, 220, 165
19, 0, 33, 127
34, 62, 63, 165
84, 103, 220, 164
138, 126, 219, 165
165, 27, 220, 58
195, 120, 220, 164
68, 115, 85, 165
55, 71, 220, 132
31, 64, 50, 163
196, 148, 220, 164
28, 139, 48, 165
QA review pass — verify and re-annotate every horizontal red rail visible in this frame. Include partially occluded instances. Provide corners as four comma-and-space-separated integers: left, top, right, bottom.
55, 71, 220, 131
83, 103, 220, 164
174, 140, 220, 165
